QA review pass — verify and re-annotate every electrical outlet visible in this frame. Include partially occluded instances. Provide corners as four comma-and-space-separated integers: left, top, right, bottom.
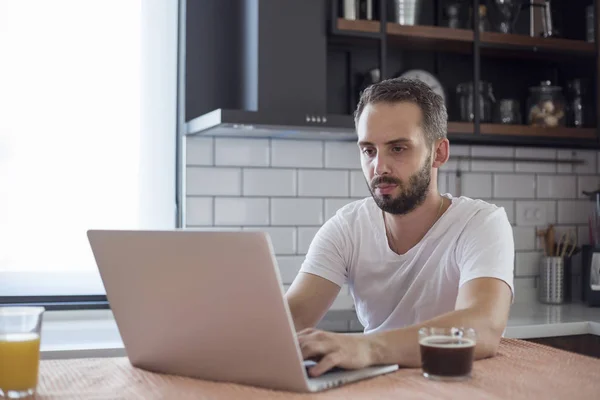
516, 203, 547, 226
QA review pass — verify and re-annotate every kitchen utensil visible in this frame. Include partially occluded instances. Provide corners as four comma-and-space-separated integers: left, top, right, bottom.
527, 81, 566, 127
587, 5, 595, 43
445, 1, 468, 29
478, 5, 492, 32
457, 81, 495, 122
581, 245, 600, 306
566, 79, 589, 128
342, 0, 359, 20
583, 190, 600, 246
541, 0, 558, 37
539, 256, 566, 304
528, 0, 559, 38
392, 0, 421, 26
546, 225, 555, 256
486, 0, 522, 34
556, 230, 576, 258
537, 224, 555, 256
355, 67, 380, 106
496, 99, 522, 124
399, 69, 445, 102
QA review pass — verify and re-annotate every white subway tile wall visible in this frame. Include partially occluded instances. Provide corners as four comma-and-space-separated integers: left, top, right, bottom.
185, 139, 598, 308
438, 171, 448, 194
493, 174, 535, 199
325, 142, 360, 169
298, 170, 349, 197
215, 138, 270, 166
577, 175, 600, 198
471, 146, 515, 172
271, 198, 323, 226
537, 175, 576, 199
515, 148, 556, 173
297, 227, 321, 254
557, 200, 590, 224
512, 226, 536, 251
461, 173, 492, 199
350, 171, 370, 197
573, 151, 597, 174
325, 198, 357, 220
271, 140, 323, 168
185, 197, 213, 226
186, 137, 214, 166
441, 144, 470, 171
214, 197, 269, 226
243, 227, 297, 255
187, 167, 241, 196
243, 168, 296, 196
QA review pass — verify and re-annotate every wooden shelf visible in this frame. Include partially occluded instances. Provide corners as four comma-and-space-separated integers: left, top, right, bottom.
333, 19, 595, 58
448, 122, 475, 134
386, 23, 473, 53
448, 123, 596, 139
336, 18, 380, 35
480, 32, 596, 56
480, 124, 597, 139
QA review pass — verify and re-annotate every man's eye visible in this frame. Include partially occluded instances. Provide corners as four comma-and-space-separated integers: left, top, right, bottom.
392, 146, 405, 153
362, 148, 375, 156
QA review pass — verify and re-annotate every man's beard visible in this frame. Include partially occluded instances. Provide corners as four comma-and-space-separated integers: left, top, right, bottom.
368, 154, 432, 215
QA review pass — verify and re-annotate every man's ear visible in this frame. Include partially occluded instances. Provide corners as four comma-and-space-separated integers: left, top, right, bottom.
432, 139, 450, 169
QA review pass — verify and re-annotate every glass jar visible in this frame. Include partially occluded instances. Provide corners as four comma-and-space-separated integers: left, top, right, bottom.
456, 81, 495, 123
527, 81, 566, 127
566, 79, 589, 128
496, 99, 522, 125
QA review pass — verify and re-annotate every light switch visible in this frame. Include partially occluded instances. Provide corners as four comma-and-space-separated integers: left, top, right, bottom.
516, 203, 547, 226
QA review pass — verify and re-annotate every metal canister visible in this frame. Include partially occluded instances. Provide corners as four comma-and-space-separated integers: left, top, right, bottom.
342, 0, 359, 20
587, 5, 595, 43
393, 0, 421, 26
539, 257, 565, 304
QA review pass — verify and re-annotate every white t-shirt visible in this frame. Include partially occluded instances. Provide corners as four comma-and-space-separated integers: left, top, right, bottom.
299, 194, 515, 334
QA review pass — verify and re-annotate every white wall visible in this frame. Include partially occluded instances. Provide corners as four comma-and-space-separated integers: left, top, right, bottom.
184, 136, 600, 327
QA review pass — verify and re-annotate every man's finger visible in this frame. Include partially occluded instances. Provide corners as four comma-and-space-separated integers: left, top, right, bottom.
300, 338, 332, 360
297, 328, 316, 337
310, 353, 341, 377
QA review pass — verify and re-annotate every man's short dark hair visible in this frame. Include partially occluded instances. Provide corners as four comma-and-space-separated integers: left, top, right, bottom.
354, 78, 448, 145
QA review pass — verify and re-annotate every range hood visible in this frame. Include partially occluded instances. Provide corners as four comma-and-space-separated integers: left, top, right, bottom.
184, 0, 358, 142
186, 109, 357, 141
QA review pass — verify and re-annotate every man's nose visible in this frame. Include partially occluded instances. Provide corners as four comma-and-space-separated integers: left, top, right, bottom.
374, 154, 392, 176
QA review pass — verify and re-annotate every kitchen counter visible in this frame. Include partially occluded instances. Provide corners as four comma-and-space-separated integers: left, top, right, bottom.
505, 302, 600, 339
40, 302, 600, 359
319, 302, 600, 338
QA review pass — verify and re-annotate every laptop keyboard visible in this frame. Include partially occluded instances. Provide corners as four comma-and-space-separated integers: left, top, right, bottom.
303, 360, 347, 375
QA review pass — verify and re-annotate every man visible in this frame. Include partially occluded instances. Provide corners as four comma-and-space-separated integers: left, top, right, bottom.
285, 78, 514, 377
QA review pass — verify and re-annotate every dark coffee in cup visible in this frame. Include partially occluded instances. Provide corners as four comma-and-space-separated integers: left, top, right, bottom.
419, 335, 476, 380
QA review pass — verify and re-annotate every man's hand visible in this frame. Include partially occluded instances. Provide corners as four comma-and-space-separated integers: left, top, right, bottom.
297, 328, 378, 377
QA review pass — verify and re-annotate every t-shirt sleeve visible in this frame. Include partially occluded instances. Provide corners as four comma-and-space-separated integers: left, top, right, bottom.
298, 213, 350, 288
456, 207, 515, 300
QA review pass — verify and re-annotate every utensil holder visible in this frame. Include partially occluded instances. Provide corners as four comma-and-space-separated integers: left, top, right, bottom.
538, 256, 567, 304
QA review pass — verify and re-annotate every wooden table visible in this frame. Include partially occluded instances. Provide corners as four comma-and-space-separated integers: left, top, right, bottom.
33, 339, 600, 399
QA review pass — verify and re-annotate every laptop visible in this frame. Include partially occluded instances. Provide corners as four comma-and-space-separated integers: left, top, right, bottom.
86, 230, 399, 392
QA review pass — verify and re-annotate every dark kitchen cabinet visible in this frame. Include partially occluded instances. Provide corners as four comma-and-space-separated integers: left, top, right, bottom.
525, 334, 600, 358
327, 0, 600, 148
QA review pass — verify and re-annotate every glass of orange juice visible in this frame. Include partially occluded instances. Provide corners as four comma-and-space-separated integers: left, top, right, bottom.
0, 307, 45, 399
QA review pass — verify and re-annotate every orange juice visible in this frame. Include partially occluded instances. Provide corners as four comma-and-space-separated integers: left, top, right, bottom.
0, 332, 41, 393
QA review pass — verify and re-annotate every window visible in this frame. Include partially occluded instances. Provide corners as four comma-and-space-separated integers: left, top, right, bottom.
0, 1, 178, 303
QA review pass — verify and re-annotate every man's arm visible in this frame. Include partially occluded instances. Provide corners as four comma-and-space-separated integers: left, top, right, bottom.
285, 272, 341, 332
368, 276, 512, 367
299, 277, 512, 376
286, 211, 351, 331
